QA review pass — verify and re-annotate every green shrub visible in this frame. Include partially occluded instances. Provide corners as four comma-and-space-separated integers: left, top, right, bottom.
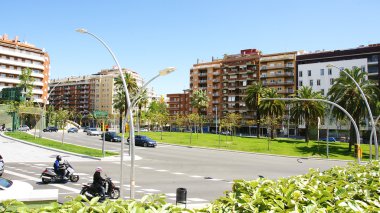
203, 161, 380, 212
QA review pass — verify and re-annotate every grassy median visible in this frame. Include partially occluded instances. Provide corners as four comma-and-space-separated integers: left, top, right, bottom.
140, 131, 371, 161
4, 131, 118, 157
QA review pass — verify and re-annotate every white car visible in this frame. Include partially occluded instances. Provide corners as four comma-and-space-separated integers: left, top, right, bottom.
87, 128, 102, 136
0, 177, 58, 202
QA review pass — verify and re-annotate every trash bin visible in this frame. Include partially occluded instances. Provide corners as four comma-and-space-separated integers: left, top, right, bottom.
176, 188, 187, 207
354, 144, 359, 157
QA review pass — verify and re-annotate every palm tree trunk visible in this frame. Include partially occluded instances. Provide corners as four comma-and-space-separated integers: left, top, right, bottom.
256, 107, 261, 138
349, 120, 358, 152
119, 110, 123, 133
305, 122, 310, 144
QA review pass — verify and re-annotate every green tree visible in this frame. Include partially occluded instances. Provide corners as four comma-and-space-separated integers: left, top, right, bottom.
56, 108, 71, 143
226, 113, 242, 138
190, 89, 210, 133
18, 68, 35, 101
113, 90, 125, 133
259, 89, 285, 139
328, 67, 380, 151
136, 88, 149, 133
244, 82, 265, 138
291, 86, 325, 144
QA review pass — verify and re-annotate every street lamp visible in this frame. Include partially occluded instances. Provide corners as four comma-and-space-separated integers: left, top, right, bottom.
76, 28, 134, 198
326, 64, 378, 159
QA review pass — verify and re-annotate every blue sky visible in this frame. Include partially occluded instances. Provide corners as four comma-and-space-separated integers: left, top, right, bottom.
1, 0, 379, 95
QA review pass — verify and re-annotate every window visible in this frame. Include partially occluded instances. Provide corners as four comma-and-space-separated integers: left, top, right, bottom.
330, 78, 334, 85
361, 66, 366, 72
310, 80, 313, 86
317, 79, 321, 86
320, 89, 325, 95
299, 80, 303, 86
328, 68, 332, 75
299, 71, 303, 77
308, 70, 311, 76
320, 69, 324, 76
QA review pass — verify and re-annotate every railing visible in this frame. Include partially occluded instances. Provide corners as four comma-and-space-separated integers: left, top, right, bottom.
262, 81, 294, 86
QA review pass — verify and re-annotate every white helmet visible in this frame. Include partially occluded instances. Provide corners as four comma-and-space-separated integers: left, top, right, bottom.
95, 167, 102, 172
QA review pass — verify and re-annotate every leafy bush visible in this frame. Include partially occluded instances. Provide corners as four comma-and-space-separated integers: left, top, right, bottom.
203, 161, 380, 212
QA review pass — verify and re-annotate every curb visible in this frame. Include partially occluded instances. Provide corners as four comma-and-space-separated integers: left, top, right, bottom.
0, 132, 102, 160
158, 141, 354, 163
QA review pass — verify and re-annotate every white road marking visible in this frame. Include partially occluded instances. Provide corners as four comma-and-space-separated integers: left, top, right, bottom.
75, 173, 89, 176
172, 172, 184, 175
188, 198, 208, 202
206, 179, 223, 181
136, 190, 143, 193
190, 175, 202, 178
123, 184, 141, 188
141, 189, 160, 192
5, 170, 81, 193
140, 167, 153, 170
156, 169, 168, 172
34, 164, 49, 166
165, 193, 176, 197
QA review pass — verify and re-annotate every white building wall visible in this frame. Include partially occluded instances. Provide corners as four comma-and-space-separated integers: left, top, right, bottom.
298, 58, 367, 96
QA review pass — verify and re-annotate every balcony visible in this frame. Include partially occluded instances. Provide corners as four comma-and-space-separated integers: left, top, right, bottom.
261, 72, 294, 78
278, 89, 295, 94
260, 55, 295, 62
198, 73, 207, 76
0, 58, 44, 70
0, 46, 45, 62
260, 64, 285, 70
213, 93, 219, 96
213, 72, 220, 75
262, 81, 294, 86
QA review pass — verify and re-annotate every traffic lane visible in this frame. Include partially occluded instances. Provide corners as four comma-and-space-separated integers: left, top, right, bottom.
133, 143, 349, 181
38, 131, 123, 151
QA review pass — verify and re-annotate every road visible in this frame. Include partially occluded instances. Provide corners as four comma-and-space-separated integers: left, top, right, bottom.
1, 130, 349, 206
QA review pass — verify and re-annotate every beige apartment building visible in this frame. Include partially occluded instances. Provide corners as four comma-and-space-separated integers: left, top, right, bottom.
259, 52, 297, 96
49, 67, 144, 116
0, 34, 50, 103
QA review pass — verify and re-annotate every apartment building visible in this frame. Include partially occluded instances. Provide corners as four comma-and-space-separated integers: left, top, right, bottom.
0, 34, 49, 103
166, 89, 190, 116
259, 52, 297, 96
190, 59, 223, 118
49, 67, 144, 116
297, 44, 380, 97
221, 49, 261, 119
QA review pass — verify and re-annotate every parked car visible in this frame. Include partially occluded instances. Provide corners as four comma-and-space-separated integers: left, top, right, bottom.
127, 135, 157, 147
43, 126, 58, 132
18, 125, 30, 131
220, 131, 231, 135
140, 128, 149, 132
320, 137, 336, 142
68, 127, 78, 133
87, 128, 102, 136
101, 131, 122, 142
83, 126, 91, 133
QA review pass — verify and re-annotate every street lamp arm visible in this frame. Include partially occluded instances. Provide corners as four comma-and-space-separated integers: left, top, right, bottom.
327, 64, 378, 159
131, 74, 160, 107
262, 97, 361, 162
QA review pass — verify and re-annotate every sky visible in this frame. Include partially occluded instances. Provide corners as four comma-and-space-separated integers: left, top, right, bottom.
1, 0, 379, 95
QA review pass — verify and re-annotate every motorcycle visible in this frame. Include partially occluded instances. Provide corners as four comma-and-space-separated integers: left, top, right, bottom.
80, 177, 120, 200
41, 160, 79, 183
0, 159, 4, 176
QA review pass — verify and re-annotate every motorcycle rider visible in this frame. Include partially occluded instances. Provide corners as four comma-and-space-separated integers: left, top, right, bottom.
54, 155, 66, 179
93, 167, 106, 201
0, 155, 4, 176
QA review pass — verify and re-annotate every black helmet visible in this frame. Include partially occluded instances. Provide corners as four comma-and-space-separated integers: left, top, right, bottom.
56, 155, 62, 161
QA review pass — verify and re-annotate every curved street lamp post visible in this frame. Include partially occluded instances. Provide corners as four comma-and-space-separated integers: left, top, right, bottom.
76, 28, 175, 199
262, 97, 361, 162
326, 64, 378, 160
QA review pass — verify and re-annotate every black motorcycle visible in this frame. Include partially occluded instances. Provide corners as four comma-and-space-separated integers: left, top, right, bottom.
80, 177, 120, 200
41, 160, 79, 183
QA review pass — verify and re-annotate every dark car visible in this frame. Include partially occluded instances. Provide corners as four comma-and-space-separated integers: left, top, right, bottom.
68, 127, 78, 133
43, 126, 58, 132
320, 137, 336, 142
127, 135, 157, 147
101, 131, 122, 142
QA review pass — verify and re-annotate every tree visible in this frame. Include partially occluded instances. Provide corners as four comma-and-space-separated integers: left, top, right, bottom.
114, 73, 138, 132
18, 68, 35, 101
56, 108, 71, 143
225, 113, 242, 139
245, 82, 265, 138
190, 90, 210, 133
136, 88, 149, 133
291, 86, 325, 144
113, 90, 125, 133
259, 89, 285, 139
328, 67, 380, 151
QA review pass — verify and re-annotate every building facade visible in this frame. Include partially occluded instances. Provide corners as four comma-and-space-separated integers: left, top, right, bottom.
0, 34, 50, 103
49, 67, 144, 116
166, 89, 190, 116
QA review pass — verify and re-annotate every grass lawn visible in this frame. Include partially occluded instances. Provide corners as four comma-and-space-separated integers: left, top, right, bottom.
140, 131, 372, 161
4, 131, 118, 157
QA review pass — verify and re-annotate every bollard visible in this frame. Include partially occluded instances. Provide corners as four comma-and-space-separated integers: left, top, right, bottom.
176, 188, 187, 208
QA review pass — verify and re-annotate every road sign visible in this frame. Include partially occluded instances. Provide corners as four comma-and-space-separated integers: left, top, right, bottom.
93, 110, 108, 118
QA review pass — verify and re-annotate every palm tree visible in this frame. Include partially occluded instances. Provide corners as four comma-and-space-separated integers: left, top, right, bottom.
259, 89, 285, 139
190, 89, 210, 133
244, 82, 265, 138
328, 67, 380, 151
114, 72, 138, 132
291, 86, 324, 144
113, 90, 125, 133
136, 88, 149, 133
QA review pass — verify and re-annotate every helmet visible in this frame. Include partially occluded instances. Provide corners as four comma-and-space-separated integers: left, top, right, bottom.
95, 167, 102, 172
56, 155, 62, 161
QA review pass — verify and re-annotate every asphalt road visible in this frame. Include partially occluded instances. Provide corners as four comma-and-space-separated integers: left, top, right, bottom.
2, 130, 350, 206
